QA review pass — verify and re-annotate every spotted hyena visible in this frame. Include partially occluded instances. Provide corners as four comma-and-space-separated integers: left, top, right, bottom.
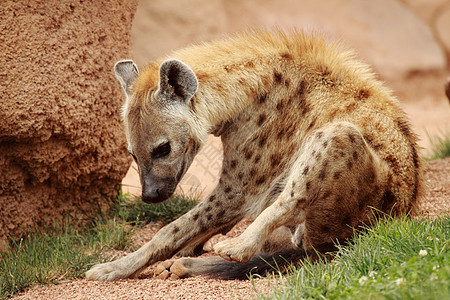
86, 30, 423, 281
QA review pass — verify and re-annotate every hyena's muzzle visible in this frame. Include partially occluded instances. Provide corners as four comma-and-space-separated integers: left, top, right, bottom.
140, 168, 178, 204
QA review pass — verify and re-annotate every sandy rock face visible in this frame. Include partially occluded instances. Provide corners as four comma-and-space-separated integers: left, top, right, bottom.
0, 0, 137, 250
132, 0, 446, 80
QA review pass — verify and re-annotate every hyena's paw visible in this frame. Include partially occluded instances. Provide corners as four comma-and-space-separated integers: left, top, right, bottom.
85, 260, 135, 282
154, 259, 190, 280
214, 237, 257, 263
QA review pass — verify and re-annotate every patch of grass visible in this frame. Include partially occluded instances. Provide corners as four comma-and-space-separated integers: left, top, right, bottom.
426, 131, 450, 160
0, 220, 122, 300
256, 216, 449, 299
0, 192, 198, 299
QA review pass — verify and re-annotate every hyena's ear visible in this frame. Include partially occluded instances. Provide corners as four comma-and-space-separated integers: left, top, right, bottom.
114, 60, 139, 96
157, 59, 198, 104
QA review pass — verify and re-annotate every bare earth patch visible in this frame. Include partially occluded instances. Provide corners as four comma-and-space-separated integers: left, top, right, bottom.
14, 157, 450, 300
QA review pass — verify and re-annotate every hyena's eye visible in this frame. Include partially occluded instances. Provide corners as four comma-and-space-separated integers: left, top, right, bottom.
152, 142, 171, 159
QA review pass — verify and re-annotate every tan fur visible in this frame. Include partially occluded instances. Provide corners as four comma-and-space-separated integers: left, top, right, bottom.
86, 30, 423, 281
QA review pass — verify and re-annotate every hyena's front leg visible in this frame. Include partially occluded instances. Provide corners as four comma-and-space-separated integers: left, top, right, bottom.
85, 193, 242, 281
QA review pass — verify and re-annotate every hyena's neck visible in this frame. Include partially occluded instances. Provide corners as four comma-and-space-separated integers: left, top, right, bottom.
188, 56, 283, 136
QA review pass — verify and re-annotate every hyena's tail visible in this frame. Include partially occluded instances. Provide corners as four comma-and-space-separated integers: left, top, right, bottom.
202, 248, 327, 280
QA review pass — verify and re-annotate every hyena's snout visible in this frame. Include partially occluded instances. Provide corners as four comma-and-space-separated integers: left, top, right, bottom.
141, 173, 177, 204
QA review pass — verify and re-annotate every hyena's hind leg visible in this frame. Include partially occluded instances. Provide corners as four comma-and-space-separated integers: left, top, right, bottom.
296, 122, 391, 253
213, 122, 390, 263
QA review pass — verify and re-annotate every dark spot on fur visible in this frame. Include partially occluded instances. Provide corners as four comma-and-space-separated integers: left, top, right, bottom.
274, 71, 283, 84
347, 159, 353, 170
322, 140, 328, 148
224, 186, 232, 194
249, 168, 256, 178
224, 65, 232, 72
306, 181, 311, 191
315, 152, 322, 160
206, 213, 213, 221
348, 133, 356, 144
257, 113, 267, 126
280, 52, 293, 60
258, 133, 268, 147
172, 226, 180, 234
291, 190, 295, 198
193, 213, 199, 221
298, 95, 311, 115
353, 151, 358, 160
284, 78, 291, 88
307, 119, 316, 131
316, 131, 323, 140
238, 172, 244, 180
356, 89, 370, 100
292, 181, 296, 188
270, 153, 282, 167
254, 154, 261, 164
286, 126, 295, 139
227, 194, 235, 200
277, 128, 286, 140
319, 169, 326, 180
296, 80, 306, 96
244, 149, 253, 160
209, 195, 216, 202
302, 166, 309, 176
333, 171, 341, 180
323, 190, 331, 199
205, 205, 212, 212
230, 160, 237, 169
257, 93, 267, 104
245, 61, 255, 68
255, 176, 266, 185
276, 100, 284, 111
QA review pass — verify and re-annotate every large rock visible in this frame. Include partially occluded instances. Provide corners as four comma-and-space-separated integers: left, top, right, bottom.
0, 0, 137, 250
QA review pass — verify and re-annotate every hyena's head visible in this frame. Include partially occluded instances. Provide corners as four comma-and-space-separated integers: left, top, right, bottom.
114, 59, 202, 203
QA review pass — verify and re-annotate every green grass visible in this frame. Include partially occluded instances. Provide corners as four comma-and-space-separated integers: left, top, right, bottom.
426, 131, 450, 160
0, 191, 197, 299
255, 215, 449, 300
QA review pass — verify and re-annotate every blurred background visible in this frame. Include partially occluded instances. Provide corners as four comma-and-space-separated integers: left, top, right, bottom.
122, 0, 450, 197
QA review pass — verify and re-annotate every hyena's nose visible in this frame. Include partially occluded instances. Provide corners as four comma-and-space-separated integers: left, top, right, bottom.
142, 188, 161, 204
